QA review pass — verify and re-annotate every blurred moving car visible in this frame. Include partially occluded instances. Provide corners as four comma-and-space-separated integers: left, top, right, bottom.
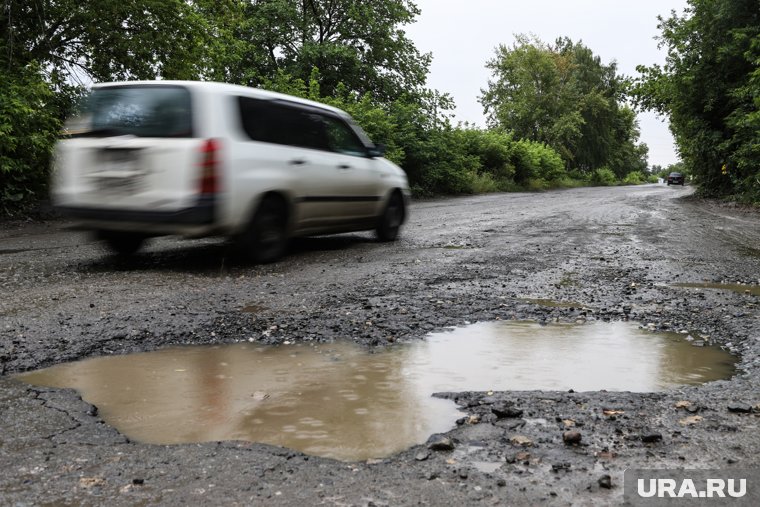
666, 172, 685, 186
51, 81, 410, 262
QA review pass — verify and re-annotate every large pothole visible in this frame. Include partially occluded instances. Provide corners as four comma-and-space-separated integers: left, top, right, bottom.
16, 321, 736, 461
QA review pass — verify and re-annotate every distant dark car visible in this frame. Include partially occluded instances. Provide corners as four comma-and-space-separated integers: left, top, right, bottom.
667, 172, 685, 185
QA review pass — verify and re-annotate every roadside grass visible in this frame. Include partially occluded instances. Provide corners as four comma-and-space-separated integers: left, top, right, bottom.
458, 174, 659, 197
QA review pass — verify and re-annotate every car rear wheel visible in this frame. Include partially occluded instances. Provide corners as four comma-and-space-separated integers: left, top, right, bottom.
376, 192, 404, 242
240, 197, 289, 263
100, 231, 146, 256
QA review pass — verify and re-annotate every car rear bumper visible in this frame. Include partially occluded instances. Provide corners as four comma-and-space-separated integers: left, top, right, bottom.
56, 197, 218, 236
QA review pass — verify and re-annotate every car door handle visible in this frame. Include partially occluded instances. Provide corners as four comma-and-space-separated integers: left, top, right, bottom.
337, 164, 352, 170
289, 159, 306, 166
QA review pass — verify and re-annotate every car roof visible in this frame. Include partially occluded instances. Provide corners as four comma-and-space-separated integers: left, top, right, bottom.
92, 80, 347, 117
669, 172, 682, 176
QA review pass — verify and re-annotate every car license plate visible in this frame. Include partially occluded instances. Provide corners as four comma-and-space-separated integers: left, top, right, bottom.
93, 149, 144, 193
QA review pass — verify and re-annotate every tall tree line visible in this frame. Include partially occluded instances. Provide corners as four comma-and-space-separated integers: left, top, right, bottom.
633, 0, 760, 202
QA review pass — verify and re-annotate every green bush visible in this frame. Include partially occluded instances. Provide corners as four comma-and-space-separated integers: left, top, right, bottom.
466, 171, 502, 193
622, 171, 646, 185
535, 144, 565, 181
0, 65, 61, 215
589, 167, 618, 186
456, 128, 515, 181
510, 139, 566, 183
511, 140, 540, 182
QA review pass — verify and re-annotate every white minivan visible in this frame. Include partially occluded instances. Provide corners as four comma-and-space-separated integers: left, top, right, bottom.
51, 81, 410, 262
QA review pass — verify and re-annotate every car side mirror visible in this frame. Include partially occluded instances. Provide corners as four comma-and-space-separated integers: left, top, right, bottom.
368, 143, 386, 158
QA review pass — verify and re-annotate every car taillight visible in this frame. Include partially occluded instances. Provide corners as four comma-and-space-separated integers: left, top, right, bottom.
199, 139, 220, 195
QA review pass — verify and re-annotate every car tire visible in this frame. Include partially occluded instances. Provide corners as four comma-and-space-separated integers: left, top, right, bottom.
376, 192, 404, 242
100, 231, 146, 256
240, 197, 289, 264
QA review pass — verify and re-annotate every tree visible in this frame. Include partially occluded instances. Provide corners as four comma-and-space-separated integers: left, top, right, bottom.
481, 35, 648, 176
632, 0, 760, 201
1, 0, 213, 83
208, 0, 431, 101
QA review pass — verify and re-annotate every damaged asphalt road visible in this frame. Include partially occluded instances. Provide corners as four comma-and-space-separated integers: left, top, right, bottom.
1, 184, 759, 505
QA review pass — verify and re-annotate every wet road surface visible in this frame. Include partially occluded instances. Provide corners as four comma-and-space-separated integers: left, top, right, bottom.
1, 184, 760, 505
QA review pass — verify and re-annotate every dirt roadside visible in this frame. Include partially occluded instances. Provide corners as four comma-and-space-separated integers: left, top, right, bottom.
1, 184, 759, 506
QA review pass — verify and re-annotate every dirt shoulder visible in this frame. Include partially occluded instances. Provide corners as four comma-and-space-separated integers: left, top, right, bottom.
1, 184, 759, 505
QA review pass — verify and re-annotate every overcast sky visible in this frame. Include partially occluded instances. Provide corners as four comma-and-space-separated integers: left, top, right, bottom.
405, 0, 690, 168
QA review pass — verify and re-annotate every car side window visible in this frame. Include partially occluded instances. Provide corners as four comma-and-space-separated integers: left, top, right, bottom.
322, 116, 368, 157
237, 97, 327, 151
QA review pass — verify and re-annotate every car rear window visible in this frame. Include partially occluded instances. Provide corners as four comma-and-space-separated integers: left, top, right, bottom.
67, 85, 194, 138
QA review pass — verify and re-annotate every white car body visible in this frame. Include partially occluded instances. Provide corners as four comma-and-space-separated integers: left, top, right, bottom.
51, 81, 410, 258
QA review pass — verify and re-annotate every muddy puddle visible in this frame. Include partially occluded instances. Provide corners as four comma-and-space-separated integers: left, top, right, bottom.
672, 282, 760, 297
16, 321, 736, 461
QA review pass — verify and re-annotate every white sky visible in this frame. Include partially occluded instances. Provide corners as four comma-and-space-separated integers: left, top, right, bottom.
405, 0, 690, 168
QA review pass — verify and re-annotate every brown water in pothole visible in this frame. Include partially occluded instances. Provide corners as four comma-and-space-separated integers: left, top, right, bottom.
672, 282, 760, 297
16, 321, 736, 461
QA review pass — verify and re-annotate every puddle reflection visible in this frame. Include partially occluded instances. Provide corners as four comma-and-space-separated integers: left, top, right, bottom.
17, 321, 736, 461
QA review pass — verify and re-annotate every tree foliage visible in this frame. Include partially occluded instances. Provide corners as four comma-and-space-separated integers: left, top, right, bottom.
481, 35, 648, 177
632, 0, 760, 202
2, 0, 211, 83
177, 0, 430, 101
0, 63, 61, 214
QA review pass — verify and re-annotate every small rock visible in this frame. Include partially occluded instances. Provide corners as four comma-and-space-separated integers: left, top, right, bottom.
598, 475, 612, 489
679, 415, 703, 426
495, 418, 526, 430
132, 478, 144, 486
415, 450, 430, 462
509, 435, 533, 447
515, 451, 531, 462
497, 479, 507, 487
552, 462, 571, 472
641, 433, 663, 443
427, 434, 455, 451
492, 402, 523, 419
563, 431, 582, 445
727, 404, 753, 414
